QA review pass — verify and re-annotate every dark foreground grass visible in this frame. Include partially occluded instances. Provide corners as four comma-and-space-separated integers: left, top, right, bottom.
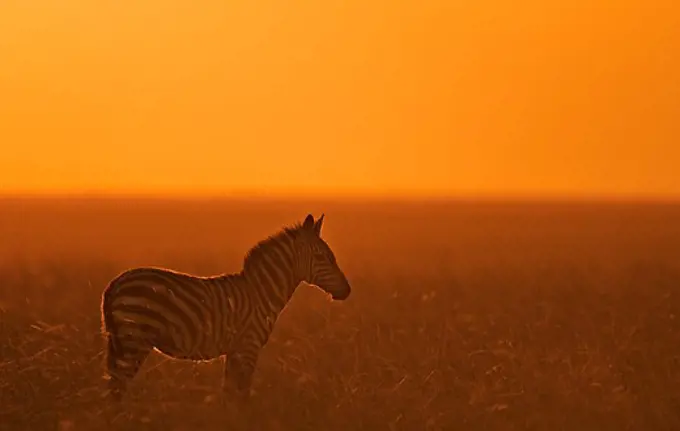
1, 199, 680, 430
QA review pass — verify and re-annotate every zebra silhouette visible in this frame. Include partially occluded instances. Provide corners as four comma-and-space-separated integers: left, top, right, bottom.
101, 213, 351, 402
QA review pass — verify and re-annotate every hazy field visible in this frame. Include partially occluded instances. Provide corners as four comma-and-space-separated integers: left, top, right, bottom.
1, 197, 680, 430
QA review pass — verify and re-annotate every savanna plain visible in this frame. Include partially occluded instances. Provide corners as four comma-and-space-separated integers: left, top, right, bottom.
1, 198, 679, 431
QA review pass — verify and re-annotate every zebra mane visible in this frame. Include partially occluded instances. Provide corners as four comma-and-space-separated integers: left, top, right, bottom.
242, 222, 305, 273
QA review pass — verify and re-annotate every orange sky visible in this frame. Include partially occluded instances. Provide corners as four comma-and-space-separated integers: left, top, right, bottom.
1, 0, 678, 198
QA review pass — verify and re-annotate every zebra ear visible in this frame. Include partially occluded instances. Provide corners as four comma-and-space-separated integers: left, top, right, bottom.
313, 213, 324, 236
303, 214, 315, 230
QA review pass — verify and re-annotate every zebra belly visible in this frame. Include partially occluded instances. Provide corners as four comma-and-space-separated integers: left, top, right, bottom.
150, 310, 234, 361
153, 336, 225, 361
153, 347, 223, 361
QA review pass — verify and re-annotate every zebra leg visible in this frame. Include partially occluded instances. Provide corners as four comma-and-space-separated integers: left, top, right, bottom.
222, 349, 260, 402
106, 333, 151, 402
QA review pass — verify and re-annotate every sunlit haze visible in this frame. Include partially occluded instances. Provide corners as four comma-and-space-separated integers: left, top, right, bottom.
1, 0, 678, 199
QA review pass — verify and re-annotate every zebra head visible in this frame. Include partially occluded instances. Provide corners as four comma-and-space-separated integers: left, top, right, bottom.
299, 214, 351, 300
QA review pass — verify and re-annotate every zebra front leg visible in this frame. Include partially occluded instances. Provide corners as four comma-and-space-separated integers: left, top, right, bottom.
222, 349, 260, 402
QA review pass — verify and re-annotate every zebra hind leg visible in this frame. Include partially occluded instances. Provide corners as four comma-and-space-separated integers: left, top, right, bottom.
105, 332, 152, 403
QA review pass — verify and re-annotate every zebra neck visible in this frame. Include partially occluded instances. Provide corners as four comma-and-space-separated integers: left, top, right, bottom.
243, 266, 301, 316
240, 230, 305, 315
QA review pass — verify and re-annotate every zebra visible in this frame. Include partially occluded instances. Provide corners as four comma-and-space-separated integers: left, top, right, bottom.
100, 213, 351, 403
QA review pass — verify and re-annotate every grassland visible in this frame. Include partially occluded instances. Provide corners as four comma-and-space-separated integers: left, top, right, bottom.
1, 198, 679, 430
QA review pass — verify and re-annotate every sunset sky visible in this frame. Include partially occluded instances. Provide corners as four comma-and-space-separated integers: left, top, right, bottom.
1, 0, 678, 199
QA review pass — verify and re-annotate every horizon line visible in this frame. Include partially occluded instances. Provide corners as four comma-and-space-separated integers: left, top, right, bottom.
1, 190, 680, 204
